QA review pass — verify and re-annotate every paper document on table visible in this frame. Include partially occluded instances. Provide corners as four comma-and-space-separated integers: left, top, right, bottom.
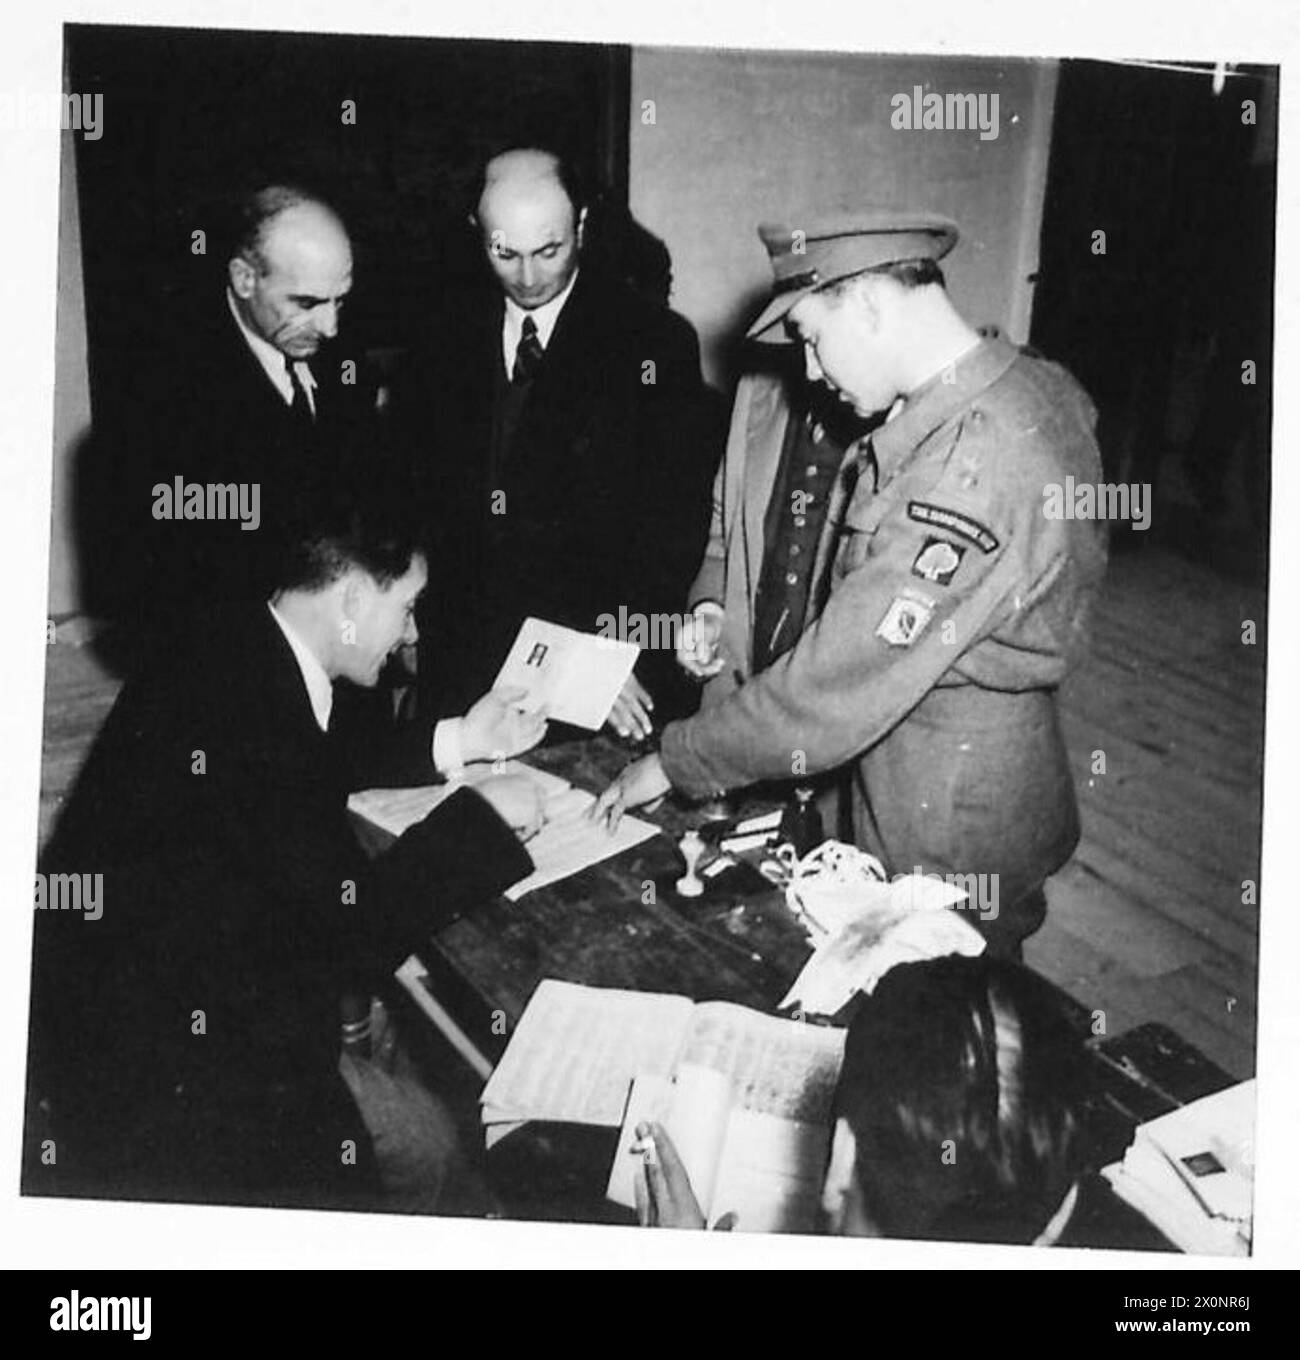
675, 1001, 846, 1124
607, 1068, 727, 1220
607, 1052, 841, 1232
346, 761, 569, 839
482, 980, 694, 1128
483, 979, 843, 1235
348, 762, 656, 900
600, 1007, 844, 1232
610, 1088, 832, 1234
1102, 1080, 1255, 1255
504, 783, 656, 901
708, 1108, 833, 1234
494, 617, 639, 729
347, 783, 455, 838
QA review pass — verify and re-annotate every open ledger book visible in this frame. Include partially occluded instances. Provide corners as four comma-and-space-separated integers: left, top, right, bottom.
481, 979, 846, 1233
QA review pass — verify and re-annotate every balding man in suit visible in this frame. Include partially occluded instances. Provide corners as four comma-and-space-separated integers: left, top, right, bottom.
132, 184, 381, 620
392, 148, 719, 728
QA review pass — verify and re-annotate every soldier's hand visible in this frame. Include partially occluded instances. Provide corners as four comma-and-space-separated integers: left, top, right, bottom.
590, 754, 672, 833
677, 606, 726, 679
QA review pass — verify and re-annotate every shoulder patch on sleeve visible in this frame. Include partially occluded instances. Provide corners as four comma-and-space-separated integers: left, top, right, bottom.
875, 589, 935, 648
907, 501, 999, 553
911, 536, 965, 585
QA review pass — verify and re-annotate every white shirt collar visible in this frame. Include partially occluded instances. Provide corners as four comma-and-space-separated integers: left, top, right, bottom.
501, 267, 580, 375
227, 288, 316, 409
267, 601, 334, 733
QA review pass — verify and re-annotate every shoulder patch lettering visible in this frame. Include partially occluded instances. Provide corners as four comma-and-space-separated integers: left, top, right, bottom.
907, 501, 999, 553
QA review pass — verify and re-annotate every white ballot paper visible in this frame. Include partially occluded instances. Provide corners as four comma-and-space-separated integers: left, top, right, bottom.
493, 617, 639, 729
348, 762, 656, 901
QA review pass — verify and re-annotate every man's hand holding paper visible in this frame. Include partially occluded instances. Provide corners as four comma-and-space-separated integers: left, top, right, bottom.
460, 685, 548, 762
494, 618, 640, 729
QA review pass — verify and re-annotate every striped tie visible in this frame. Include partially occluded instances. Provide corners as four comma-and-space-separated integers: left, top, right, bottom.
511, 315, 545, 385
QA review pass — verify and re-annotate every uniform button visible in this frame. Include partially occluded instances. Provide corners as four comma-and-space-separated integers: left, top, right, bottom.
812, 423, 825, 443
970, 407, 984, 425
785, 572, 799, 586
805, 464, 819, 477
793, 516, 807, 528
805, 493, 816, 505
789, 544, 801, 557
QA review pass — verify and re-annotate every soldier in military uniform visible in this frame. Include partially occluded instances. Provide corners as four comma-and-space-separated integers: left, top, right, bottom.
594, 212, 1108, 957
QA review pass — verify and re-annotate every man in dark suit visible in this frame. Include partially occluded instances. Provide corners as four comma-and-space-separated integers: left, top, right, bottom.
392, 148, 719, 727
25, 497, 544, 1211
133, 184, 381, 619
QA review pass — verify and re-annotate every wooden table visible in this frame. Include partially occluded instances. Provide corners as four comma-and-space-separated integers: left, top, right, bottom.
354, 734, 1235, 1247
392, 735, 816, 1067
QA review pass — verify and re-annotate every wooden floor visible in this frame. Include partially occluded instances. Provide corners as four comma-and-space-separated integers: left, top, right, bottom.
36, 540, 1266, 1080
1027, 542, 1264, 1080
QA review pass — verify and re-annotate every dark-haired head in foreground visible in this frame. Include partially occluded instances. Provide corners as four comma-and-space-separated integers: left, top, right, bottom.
825, 955, 1090, 1244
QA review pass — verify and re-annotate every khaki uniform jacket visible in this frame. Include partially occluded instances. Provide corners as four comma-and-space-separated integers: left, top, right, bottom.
661, 337, 1108, 932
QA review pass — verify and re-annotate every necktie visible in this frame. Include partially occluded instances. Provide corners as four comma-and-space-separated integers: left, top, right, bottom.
286, 356, 314, 425
811, 437, 877, 619
512, 315, 545, 385
854, 435, 880, 497
840, 434, 880, 512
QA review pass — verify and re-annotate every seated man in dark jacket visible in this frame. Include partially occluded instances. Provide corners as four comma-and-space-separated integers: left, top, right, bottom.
25, 494, 543, 1212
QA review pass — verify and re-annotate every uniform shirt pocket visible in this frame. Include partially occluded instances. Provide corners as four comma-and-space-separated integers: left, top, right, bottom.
833, 485, 895, 577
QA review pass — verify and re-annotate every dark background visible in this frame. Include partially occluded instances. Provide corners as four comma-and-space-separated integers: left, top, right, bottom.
68, 23, 630, 408
1033, 60, 1275, 579
65, 29, 1277, 591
